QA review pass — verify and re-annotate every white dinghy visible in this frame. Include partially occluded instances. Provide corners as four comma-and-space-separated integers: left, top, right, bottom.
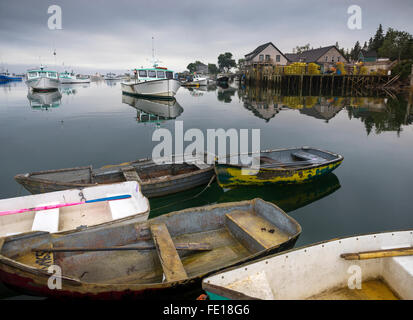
203, 230, 413, 300
0, 181, 149, 237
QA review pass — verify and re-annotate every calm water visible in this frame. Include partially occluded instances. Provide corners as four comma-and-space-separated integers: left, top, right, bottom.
0, 80, 412, 298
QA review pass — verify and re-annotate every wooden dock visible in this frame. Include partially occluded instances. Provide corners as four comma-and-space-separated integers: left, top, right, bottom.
243, 66, 397, 97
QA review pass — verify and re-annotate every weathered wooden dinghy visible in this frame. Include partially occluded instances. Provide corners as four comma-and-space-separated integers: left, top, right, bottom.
215, 147, 343, 187
203, 230, 413, 300
15, 153, 214, 198
0, 198, 301, 299
0, 182, 149, 237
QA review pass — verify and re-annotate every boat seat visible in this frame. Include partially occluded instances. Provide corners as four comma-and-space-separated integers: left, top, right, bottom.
150, 223, 188, 282
121, 166, 142, 183
291, 151, 325, 163
106, 193, 137, 220
31, 202, 60, 233
225, 210, 289, 252
194, 163, 210, 170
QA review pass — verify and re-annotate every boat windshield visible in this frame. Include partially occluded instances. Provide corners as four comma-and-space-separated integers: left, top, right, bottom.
166, 71, 173, 79
48, 72, 58, 78
28, 72, 38, 78
157, 70, 165, 78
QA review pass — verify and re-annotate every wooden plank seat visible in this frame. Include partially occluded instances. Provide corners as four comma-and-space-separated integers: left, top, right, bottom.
31, 202, 60, 233
225, 210, 290, 252
193, 163, 210, 170
291, 151, 325, 164
121, 166, 142, 183
150, 223, 188, 282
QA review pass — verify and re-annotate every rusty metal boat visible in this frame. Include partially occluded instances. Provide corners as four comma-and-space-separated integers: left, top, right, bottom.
14, 153, 214, 198
0, 198, 301, 299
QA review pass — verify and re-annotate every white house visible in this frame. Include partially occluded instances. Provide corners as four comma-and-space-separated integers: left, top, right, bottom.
244, 42, 289, 67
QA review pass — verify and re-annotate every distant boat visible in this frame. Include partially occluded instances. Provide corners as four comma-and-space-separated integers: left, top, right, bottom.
0, 72, 23, 82
0, 181, 149, 237
104, 73, 118, 80
214, 147, 343, 187
121, 66, 181, 99
59, 71, 91, 84
182, 74, 208, 87
0, 198, 301, 299
25, 66, 59, 91
203, 230, 413, 300
15, 153, 214, 198
216, 74, 229, 83
27, 90, 62, 110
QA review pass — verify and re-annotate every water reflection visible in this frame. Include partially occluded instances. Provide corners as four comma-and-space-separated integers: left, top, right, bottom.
150, 173, 341, 217
238, 86, 412, 134
217, 85, 236, 103
121, 94, 183, 124
27, 90, 62, 110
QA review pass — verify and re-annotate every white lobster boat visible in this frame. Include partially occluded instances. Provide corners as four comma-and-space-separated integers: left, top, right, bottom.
203, 230, 413, 300
0, 181, 149, 237
25, 66, 59, 91
59, 71, 91, 84
121, 66, 180, 99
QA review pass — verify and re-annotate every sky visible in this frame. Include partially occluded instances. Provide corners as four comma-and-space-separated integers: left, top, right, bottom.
0, 0, 412, 74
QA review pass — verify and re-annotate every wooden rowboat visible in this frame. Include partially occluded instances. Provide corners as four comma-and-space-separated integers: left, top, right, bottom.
0, 181, 149, 237
15, 153, 214, 198
0, 198, 301, 299
214, 147, 343, 187
202, 230, 413, 300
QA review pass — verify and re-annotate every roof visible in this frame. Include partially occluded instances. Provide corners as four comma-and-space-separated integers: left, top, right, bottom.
285, 46, 348, 63
359, 50, 377, 58
244, 42, 289, 62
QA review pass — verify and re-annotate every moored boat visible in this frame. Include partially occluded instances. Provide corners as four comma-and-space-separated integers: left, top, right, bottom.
214, 147, 343, 187
182, 74, 208, 87
15, 153, 214, 198
25, 66, 59, 91
216, 74, 229, 83
104, 73, 118, 80
59, 71, 90, 84
121, 66, 181, 99
0, 181, 149, 237
0, 198, 301, 299
202, 230, 413, 300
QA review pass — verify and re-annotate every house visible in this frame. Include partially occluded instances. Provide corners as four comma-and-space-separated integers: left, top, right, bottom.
285, 45, 348, 73
358, 50, 377, 62
195, 62, 208, 75
244, 42, 289, 67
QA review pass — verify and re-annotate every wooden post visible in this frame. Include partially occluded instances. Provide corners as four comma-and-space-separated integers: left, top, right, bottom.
410, 64, 413, 87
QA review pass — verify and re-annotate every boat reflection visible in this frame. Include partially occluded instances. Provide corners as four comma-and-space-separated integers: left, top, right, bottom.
217, 173, 341, 213
27, 90, 62, 110
122, 94, 184, 123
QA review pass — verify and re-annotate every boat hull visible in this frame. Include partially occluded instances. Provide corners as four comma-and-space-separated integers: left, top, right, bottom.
0, 199, 301, 299
60, 78, 90, 84
26, 76, 60, 91
121, 79, 181, 98
215, 147, 343, 187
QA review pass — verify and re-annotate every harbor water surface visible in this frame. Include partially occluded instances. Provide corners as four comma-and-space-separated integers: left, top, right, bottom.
0, 80, 412, 298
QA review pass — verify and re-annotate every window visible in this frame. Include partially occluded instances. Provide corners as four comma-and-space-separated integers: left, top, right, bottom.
276, 55, 280, 62
325, 56, 328, 62
138, 70, 147, 77
259, 54, 264, 62
331, 57, 335, 62
28, 72, 38, 78
338, 57, 340, 62
166, 71, 173, 79
157, 71, 165, 78
265, 55, 270, 61
48, 72, 57, 78
148, 70, 157, 78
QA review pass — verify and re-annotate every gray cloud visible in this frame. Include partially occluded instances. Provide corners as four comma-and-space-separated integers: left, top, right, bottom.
1, 0, 412, 73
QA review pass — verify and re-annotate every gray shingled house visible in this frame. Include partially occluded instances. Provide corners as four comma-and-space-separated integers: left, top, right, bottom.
244, 42, 289, 67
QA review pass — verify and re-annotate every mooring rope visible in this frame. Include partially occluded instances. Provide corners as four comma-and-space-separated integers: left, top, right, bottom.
150, 174, 216, 212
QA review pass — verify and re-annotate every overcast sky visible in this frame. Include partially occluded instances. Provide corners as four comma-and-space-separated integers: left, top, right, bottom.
1, 0, 412, 73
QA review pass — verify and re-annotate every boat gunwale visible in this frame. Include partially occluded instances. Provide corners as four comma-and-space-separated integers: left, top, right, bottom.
214, 147, 344, 171
0, 198, 301, 295
202, 229, 413, 300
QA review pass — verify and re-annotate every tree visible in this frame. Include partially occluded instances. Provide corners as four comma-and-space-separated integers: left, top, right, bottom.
350, 41, 361, 61
378, 28, 413, 61
208, 63, 219, 74
295, 43, 311, 54
186, 60, 205, 73
217, 52, 236, 73
371, 24, 384, 52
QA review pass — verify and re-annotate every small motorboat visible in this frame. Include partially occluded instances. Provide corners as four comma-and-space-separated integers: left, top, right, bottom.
182, 74, 208, 87
15, 153, 214, 198
25, 66, 60, 91
0, 181, 149, 237
104, 73, 118, 80
203, 230, 413, 300
214, 147, 343, 187
216, 74, 229, 83
121, 66, 181, 99
0, 198, 301, 299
